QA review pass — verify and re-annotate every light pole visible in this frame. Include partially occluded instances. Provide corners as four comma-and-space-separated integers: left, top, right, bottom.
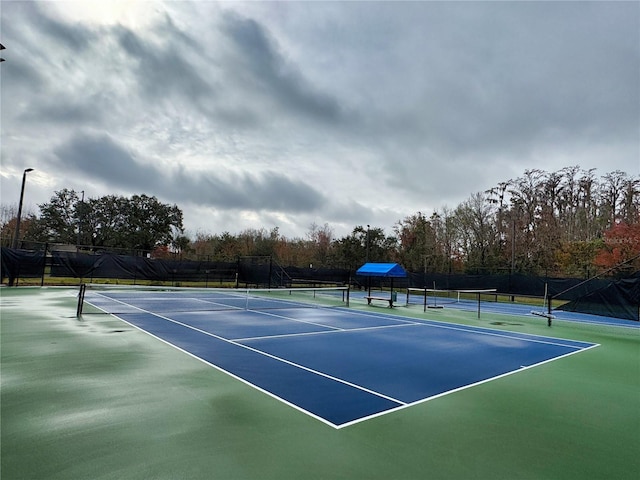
366, 224, 370, 263
77, 190, 85, 248
12, 168, 34, 249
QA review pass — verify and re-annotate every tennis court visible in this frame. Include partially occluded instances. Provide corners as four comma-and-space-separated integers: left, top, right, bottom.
2, 286, 639, 479
399, 287, 639, 327
81, 286, 596, 428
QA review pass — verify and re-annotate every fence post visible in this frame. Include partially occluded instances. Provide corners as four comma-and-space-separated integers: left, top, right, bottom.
41, 243, 48, 286
235, 256, 240, 288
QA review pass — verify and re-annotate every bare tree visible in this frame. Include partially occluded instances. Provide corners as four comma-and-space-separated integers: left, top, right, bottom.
600, 170, 629, 228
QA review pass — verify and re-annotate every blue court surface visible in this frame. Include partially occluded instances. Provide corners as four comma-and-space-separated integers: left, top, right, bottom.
86, 290, 598, 428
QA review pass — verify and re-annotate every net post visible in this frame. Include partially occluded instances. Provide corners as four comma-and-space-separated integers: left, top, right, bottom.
76, 283, 86, 317
423, 287, 427, 312
390, 279, 394, 307
431, 281, 437, 310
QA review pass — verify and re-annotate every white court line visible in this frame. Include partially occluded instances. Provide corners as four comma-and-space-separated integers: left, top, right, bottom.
326, 306, 594, 349
242, 308, 345, 331
233, 321, 417, 342
337, 342, 600, 429
86, 292, 599, 429
86, 293, 407, 406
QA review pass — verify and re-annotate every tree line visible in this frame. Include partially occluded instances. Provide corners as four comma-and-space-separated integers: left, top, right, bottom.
1, 166, 638, 278
1, 190, 185, 254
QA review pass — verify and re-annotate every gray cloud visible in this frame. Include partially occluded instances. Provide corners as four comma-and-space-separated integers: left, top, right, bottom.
22, 1, 95, 52
191, 170, 327, 213
1, 1, 637, 239
20, 95, 105, 125
53, 133, 148, 189
115, 26, 216, 105
51, 132, 327, 214
219, 12, 348, 124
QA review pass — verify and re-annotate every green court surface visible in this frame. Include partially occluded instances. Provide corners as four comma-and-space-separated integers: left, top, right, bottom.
2, 287, 639, 479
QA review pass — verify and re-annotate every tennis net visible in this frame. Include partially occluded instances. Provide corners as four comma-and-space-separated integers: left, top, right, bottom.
406, 287, 498, 312
77, 283, 350, 316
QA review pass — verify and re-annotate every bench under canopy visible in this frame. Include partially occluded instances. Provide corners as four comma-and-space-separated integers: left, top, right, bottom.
356, 263, 408, 307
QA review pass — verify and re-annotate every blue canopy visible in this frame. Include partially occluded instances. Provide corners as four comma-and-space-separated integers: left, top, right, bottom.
356, 262, 407, 278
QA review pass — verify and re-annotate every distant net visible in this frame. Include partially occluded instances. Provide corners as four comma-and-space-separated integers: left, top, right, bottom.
77, 283, 349, 316
406, 287, 498, 315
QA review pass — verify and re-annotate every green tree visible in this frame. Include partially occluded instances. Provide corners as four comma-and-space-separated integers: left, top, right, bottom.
395, 212, 436, 273
35, 189, 79, 243
217, 232, 241, 261
330, 226, 397, 269
125, 194, 184, 252
33, 191, 183, 253
87, 195, 128, 248
556, 240, 604, 278
330, 226, 368, 270
172, 234, 192, 258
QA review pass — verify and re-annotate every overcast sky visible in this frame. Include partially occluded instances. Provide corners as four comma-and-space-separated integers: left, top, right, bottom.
1, 1, 638, 239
